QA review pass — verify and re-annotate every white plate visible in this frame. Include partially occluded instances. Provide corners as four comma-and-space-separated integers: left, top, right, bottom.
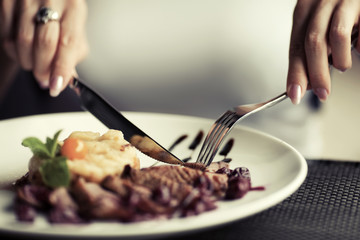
0, 112, 307, 239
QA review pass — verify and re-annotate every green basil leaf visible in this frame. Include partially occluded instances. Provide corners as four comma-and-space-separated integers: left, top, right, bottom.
39, 156, 70, 188
46, 130, 62, 157
22, 137, 51, 158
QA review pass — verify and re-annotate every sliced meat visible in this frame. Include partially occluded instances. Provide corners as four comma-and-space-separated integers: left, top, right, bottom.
102, 175, 175, 217
72, 178, 132, 220
129, 165, 228, 198
206, 160, 231, 173
102, 175, 152, 199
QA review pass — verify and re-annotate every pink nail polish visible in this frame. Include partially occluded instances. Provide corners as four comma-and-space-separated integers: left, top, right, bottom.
313, 88, 328, 102
288, 84, 301, 105
50, 76, 63, 97
39, 80, 49, 89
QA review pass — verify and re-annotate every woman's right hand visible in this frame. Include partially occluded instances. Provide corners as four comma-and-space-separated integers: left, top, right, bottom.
0, 0, 89, 97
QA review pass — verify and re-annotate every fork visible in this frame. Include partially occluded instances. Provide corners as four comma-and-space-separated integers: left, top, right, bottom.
196, 28, 359, 167
196, 92, 288, 167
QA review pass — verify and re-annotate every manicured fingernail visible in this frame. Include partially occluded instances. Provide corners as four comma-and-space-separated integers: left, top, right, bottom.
313, 88, 328, 102
50, 75, 63, 97
288, 84, 301, 105
39, 80, 49, 89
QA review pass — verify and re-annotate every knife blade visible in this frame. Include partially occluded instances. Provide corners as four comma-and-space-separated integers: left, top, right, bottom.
69, 78, 184, 166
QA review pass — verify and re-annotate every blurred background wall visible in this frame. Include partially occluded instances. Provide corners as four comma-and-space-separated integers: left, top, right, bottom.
78, 0, 326, 158
77, 0, 360, 160
321, 55, 360, 161
79, 0, 297, 117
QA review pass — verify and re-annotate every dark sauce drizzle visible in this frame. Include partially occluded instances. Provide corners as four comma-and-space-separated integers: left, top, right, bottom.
167, 131, 264, 192
189, 131, 204, 150
167, 130, 234, 163
168, 134, 188, 152
182, 131, 204, 162
151, 134, 189, 167
219, 138, 234, 157
219, 138, 234, 163
250, 186, 266, 191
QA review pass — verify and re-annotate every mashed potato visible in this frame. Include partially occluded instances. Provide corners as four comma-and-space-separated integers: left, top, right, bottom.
28, 129, 140, 184
65, 130, 140, 183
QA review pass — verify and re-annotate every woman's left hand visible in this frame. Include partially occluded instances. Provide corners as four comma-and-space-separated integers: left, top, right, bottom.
286, 0, 360, 105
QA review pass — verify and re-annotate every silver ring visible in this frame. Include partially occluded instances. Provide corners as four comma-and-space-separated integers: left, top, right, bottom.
35, 7, 59, 24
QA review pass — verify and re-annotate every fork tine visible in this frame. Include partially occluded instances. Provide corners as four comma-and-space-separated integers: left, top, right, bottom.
197, 112, 233, 163
197, 111, 237, 166
206, 112, 234, 147
201, 125, 228, 166
197, 92, 289, 168
202, 114, 238, 166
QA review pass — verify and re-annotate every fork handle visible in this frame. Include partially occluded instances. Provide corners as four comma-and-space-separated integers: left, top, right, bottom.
234, 92, 288, 116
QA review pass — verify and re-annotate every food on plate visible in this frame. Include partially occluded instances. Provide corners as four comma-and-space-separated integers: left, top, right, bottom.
26, 130, 140, 186
13, 130, 259, 223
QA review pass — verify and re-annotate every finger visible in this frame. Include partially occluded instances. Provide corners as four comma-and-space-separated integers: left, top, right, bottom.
14, 1, 37, 71
0, 0, 16, 38
329, 1, 358, 71
1, 0, 17, 64
287, 0, 315, 105
50, 2, 87, 97
33, 21, 60, 88
3, 39, 17, 61
304, 1, 335, 102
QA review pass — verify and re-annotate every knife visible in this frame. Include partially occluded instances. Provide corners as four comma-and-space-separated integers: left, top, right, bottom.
69, 78, 184, 166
